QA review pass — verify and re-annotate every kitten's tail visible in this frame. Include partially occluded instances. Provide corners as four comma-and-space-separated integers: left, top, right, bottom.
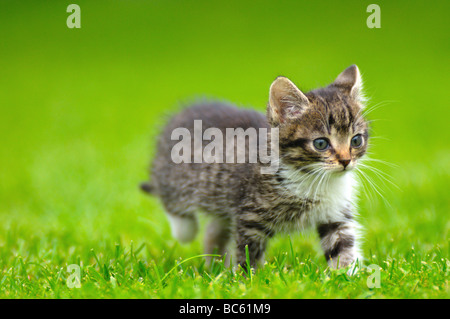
140, 181, 155, 195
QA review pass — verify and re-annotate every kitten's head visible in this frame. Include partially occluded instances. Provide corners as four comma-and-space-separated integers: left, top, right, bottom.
267, 65, 369, 174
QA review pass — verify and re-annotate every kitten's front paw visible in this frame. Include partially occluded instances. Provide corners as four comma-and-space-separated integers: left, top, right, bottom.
329, 253, 363, 276
346, 260, 362, 276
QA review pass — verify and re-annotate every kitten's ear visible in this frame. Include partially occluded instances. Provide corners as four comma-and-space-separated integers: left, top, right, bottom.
333, 64, 364, 101
268, 76, 309, 126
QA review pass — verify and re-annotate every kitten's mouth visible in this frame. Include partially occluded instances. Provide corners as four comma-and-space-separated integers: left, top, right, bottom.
331, 166, 354, 174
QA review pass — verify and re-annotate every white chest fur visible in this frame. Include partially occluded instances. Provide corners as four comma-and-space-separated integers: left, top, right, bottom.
279, 167, 358, 230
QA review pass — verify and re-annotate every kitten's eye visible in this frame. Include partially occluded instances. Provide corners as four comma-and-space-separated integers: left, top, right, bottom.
313, 138, 329, 151
351, 134, 363, 148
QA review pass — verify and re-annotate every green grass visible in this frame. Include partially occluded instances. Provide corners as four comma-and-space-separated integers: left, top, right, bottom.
1, 230, 447, 298
0, 0, 448, 298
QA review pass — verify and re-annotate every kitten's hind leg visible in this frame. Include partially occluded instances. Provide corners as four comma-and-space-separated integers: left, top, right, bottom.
166, 212, 199, 243
204, 216, 232, 266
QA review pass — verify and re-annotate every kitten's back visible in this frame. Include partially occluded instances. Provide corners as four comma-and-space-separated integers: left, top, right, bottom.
149, 101, 268, 213
164, 102, 268, 136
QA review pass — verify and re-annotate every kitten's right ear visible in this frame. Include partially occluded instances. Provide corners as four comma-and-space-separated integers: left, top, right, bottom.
268, 76, 309, 126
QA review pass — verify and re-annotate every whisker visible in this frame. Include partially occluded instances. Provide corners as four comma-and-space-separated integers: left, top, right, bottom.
360, 157, 399, 168
361, 100, 396, 118
355, 167, 391, 207
358, 164, 400, 191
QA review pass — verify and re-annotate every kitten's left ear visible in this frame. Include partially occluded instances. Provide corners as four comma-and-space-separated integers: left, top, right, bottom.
333, 64, 364, 102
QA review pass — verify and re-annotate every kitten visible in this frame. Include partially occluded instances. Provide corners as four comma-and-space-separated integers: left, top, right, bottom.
141, 65, 369, 271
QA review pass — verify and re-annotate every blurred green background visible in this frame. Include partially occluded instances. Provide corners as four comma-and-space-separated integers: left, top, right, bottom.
0, 0, 448, 297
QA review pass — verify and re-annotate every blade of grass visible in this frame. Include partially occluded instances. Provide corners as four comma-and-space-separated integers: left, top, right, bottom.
159, 254, 220, 284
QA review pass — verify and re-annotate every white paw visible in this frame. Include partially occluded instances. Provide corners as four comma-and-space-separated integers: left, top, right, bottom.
167, 214, 198, 243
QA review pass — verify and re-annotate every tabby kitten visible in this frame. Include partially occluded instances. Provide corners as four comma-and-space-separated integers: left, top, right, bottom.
141, 65, 369, 271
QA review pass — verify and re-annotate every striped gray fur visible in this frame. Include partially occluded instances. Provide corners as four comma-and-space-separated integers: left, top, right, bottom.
142, 65, 368, 271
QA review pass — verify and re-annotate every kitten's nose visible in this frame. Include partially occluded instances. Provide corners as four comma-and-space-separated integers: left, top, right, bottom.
339, 159, 351, 169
